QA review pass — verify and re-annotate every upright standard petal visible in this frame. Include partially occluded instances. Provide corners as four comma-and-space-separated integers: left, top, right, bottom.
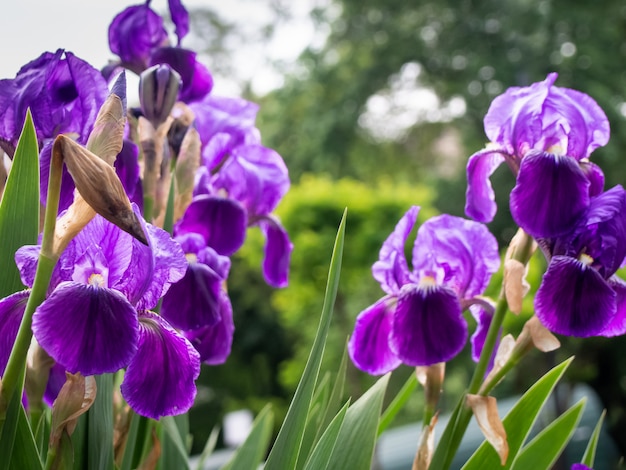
412, 214, 500, 299
535, 256, 616, 337
189, 95, 260, 148
510, 151, 590, 239
372, 206, 418, 295
121, 312, 200, 419
211, 144, 290, 217
348, 297, 401, 375
108, 4, 167, 72
32, 282, 139, 375
0, 50, 108, 149
390, 284, 467, 366
464, 148, 506, 223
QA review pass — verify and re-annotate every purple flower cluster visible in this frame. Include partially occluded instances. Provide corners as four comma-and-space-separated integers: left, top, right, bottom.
466, 73, 626, 339
349, 207, 500, 372
0, 0, 292, 418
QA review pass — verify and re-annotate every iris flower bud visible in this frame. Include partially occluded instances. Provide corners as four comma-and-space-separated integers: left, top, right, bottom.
139, 64, 181, 128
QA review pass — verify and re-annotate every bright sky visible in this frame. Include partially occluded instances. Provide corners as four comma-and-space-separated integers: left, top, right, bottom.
0, 0, 322, 96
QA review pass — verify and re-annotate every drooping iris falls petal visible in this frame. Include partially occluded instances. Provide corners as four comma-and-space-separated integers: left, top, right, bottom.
535, 256, 616, 337
121, 311, 200, 419
510, 151, 590, 238
390, 284, 467, 366
32, 282, 139, 375
348, 297, 402, 375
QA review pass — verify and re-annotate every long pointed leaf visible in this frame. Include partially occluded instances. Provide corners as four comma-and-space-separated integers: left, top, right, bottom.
511, 399, 586, 470
87, 374, 114, 470
581, 410, 606, 467
159, 415, 191, 470
264, 209, 346, 470
0, 391, 43, 470
462, 356, 573, 469
303, 401, 350, 470
378, 371, 418, 436
0, 110, 40, 298
221, 405, 274, 470
326, 373, 390, 470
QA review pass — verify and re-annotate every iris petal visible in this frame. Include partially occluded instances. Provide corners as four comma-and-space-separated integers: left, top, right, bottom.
161, 262, 222, 330
536, 256, 615, 337
348, 297, 401, 375
599, 277, 626, 337
32, 282, 138, 375
372, 206, 418, 295
184, 291, 234, 365
0, 291, 29, 374
259, 216, 293, 288
510, 151, 589, 238
176, 195, 247, 256
412, 214, 500, 299
122, 312, 200, 419
390, 285, 467, 366
464, 148, 506, 223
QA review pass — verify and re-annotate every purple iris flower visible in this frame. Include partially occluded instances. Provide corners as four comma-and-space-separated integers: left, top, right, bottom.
465, 73, 609, 237
0, 49, 108, 156
108, 0, 212, 103
535, 185, 626, 338
348, 207, 500, 374
12, 207, 200, 419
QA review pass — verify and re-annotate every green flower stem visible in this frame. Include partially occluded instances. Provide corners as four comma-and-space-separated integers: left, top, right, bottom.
432, 230, 535, 470
0, 149, 63, 428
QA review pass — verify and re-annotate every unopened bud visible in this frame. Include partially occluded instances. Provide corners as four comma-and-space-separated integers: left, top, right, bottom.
86, 72, 127, 165
54, 135, 148, 245
140, 64, 181, 128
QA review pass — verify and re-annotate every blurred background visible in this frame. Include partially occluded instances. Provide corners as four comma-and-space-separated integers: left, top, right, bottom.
4, 0, 626, 464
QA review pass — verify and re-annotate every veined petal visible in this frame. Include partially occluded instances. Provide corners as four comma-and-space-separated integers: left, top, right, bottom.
122, 311, 200, 419
536, 256, 615, 337
510, 151, 589, 239
372, 206, 418, 295
258, 216, 293, 288
412, 214, 500, 299
390, 285, 467, 366
184, 291, 234, 365
0, 291, 29, 374
464, 148, 506, 223
348, 297, 401, 375
580, 160, 605, 197
32, 282, 138, 375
